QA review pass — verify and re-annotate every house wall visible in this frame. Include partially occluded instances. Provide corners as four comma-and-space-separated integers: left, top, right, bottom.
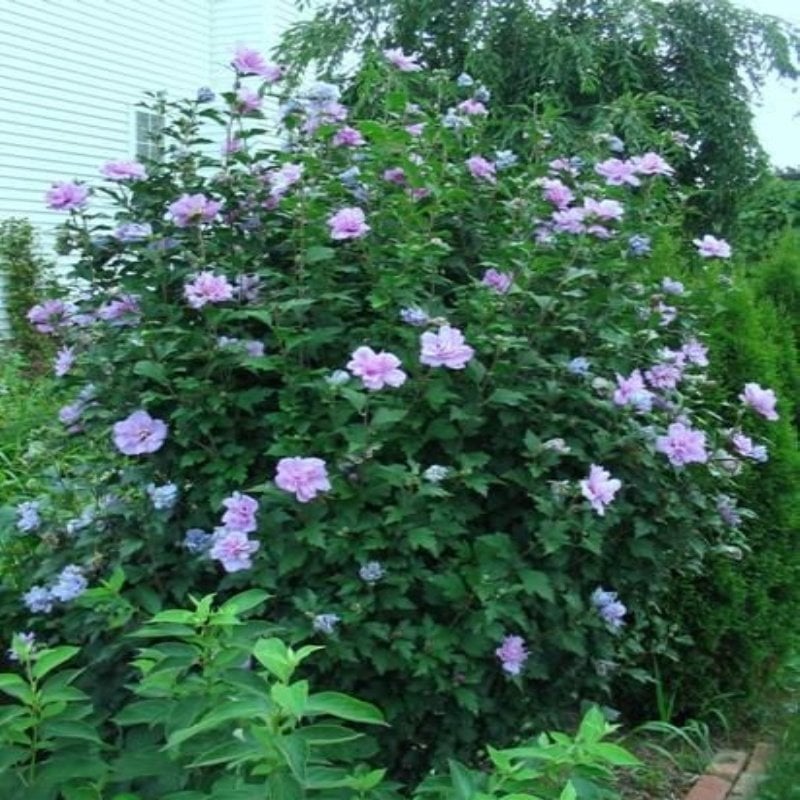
0, 0, 304, 338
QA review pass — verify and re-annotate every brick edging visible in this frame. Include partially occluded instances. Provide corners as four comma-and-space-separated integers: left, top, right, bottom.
683, 744, 775, 800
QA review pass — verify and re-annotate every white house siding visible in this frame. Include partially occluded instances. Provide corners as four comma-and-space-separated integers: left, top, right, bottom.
0, 0, 304, 338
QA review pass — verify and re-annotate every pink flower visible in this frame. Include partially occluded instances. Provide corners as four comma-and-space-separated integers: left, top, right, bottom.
346, 346, 407, 390
730, 432, 768, 462
235, 87, 262, 113
112, 410, 168, 456
595, 158, 641, 187
45, 182, 88, 211
275, 457, 331, 503
328, 207, 370, 240
221, 492, 259, 533
549, 157, 581, 177
223, 135, 243, 155
27, 299, 77, 334
184, 272, 234, 309
644, 362, 683, 391
267, 163, 304, 198
332, 126, 365, 147
210, 530, 260, 572
539, 178, 574, 209
681, 339, 709, 367
382, 167, 407, 186
495, 635, 528, 676
582, 197, 625, 221
54, 346, 75, 377
551, 208, 586, 234
167, 193, 222, 227
466, 156, 496, 184
383, 47, 423, 72
481, 268, 513, 294
739, 382, 778, 421
97, 294, 140, 326
231, 46, 282, 81
420, 326, 475, 369
580, 464, 621, 516
655, 422, 709, 466
100, 160, 146, 181
587, 224, 613, 239
405, 123, 425, 137
613, 370, 653, 411
457, 98, 488, 116
693, 235, 731, 258
630, 152, 674, 176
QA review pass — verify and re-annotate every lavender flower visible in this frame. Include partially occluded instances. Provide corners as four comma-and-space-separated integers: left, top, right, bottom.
325, 370, 351, 386
184, 528, 213, 554
50, 565, 88, 602
359, 561, 385, 583
423, 465, 449, 483
494, 150, 518, 170
717, 495, 742, 528
16, 501, 41, 533
313, 613, 341, 634
567, 357, 591, 376
591, 587, 627, 630
23, 586, 53, 614
54, 346, 76, 377
400, 306, 430, 326
147, 483, 179, 511
196, 86, 215, 103
628, 234, 651, 256
495, 635, 529, 675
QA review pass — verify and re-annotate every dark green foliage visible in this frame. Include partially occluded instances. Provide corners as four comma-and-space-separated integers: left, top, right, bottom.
0, 218, 55, 368
281, 0, 800, 233
656, 241, 800, 719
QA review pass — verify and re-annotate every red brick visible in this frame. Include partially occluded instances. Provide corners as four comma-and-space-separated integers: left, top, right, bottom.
684, 774, 732, 800
708, 750, 748, 783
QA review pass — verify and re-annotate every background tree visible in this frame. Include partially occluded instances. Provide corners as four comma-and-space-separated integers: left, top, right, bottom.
280, 0, 800, 234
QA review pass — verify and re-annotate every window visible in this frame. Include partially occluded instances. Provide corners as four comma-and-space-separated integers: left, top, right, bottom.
134, 109, 164, 161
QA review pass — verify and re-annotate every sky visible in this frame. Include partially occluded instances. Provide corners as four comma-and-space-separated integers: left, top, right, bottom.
735, 0, 799, 168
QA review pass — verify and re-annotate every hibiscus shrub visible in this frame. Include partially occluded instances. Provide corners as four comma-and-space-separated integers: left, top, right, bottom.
1, 48, 783, 774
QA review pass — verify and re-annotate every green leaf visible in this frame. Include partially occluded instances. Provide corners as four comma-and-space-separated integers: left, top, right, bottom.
293, 724, 363, 745
0, 674, 34, 704
576, 706, 609, 744
559, 781, 578, 800
271, 680, 308, 719
253, 638, 293, 683
589, 742, 642, 766
346, 768, 386, 791
305, 245, 335, 263
488, 388, 528, 406
219, 589, 269, 616
133, 360, 170, 386
40, 720, 104, 745
113, 699, 168, 727
32, 647, 80, 681
448, 759, 480, 800
165, 699, 270, 748
147, 610, 195, 624
371, 407, 408, 427
305, 692, 386, 726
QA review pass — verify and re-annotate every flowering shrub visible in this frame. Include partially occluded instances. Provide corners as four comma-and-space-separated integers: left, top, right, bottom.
2, 48, 780, 772
0, 594, 637, 798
